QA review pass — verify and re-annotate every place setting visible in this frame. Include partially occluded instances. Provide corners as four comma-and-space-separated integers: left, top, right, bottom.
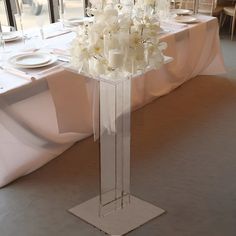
172, 6, 202, 24
0, 17, 70, 82
2, 31, 22, 43
1, 50, 68, 81
9, 52, 57, 69
160, 7, 200, 32
174, 15, 199, 23
0, 23, 22, 55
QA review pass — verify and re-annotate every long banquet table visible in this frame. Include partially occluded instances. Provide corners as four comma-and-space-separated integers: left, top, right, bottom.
0, 15, 226, 187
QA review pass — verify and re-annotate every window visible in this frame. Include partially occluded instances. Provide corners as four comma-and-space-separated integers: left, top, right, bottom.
16, 0, 51, 29
1, 0, 88, 30
59, 0, 85, 20
0, 0, 8, 26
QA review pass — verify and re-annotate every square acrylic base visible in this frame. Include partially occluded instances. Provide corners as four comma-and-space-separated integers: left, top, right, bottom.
69, 195, 165, 235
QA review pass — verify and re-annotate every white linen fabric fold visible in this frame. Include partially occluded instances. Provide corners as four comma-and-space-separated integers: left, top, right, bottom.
0, 91, 90, 187
0, 16, 226, 187
47, 70, 94, 134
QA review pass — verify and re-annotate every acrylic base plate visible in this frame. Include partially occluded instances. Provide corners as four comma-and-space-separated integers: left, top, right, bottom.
69, 195, 165, 235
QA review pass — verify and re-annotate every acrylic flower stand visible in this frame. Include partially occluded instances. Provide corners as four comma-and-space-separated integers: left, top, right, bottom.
68, 57, 172, 235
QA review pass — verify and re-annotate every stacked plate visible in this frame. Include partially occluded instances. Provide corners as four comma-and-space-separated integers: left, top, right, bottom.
8, 52, 57, 69
2, 32, 21, 42
170, 8, 198, 23
174, 15, 198, 23
170, 9, 192, 15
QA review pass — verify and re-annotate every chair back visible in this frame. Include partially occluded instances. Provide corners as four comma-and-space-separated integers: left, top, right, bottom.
180, 0, 217, 15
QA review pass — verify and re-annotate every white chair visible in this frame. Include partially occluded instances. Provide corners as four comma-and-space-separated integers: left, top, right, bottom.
180, 0, 223, 18
222, 3, 236, 40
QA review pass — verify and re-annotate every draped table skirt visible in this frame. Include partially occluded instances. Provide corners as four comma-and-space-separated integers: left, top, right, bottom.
0, 16, 226, 187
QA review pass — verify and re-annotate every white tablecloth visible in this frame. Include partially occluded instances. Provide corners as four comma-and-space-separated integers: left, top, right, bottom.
0, 16, 226, 187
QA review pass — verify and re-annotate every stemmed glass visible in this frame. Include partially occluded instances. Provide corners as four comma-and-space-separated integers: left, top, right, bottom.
0, 25, 3, 89
0, 21, 5, 53
0, 21, 6, 80
14, 12, 27, 44
0, 22, 15, 59
34, 10, 53, 50
0, 22, 4, 90
0, 21, 8, 87
14, 0, 26, 43
0, 23, 16, 52
36, 14, 46, 41
59, 0, 66, 27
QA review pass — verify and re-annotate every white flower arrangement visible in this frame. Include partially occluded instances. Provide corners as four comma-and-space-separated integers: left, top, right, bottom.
70, 1, 168, 79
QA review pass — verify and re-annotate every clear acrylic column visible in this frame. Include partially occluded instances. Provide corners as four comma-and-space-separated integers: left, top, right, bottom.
69, 75, 165, 236
99, 77, 131, 216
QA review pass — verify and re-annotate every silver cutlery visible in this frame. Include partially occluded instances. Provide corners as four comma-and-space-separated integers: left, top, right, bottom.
57, 56, 70, 63
45, 29, 72, 39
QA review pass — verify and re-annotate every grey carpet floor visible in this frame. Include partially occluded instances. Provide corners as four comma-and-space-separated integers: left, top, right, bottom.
0, 37, 236, 236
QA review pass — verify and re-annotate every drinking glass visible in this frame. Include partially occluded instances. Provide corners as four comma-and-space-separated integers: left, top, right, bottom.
36, 14, 46, 41
14, 13, 26, 43
0, 21, 5, 53
0, 23, 16, 55
59, 0, 66, 27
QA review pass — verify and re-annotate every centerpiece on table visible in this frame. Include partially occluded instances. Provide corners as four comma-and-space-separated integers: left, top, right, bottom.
70, 0, 169, 79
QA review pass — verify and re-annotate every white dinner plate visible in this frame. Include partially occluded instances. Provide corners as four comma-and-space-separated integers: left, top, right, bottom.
14, 53, 51, 66
171, 9, 192, 15
2, 32, 21, 42
8, 52, 57, 69
174, 15, 198, 23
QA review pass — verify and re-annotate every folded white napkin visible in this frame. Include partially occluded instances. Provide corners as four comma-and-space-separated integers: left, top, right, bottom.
2, 62, 65, 81
2, 66, 33, 81
161, 21, 188, 30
